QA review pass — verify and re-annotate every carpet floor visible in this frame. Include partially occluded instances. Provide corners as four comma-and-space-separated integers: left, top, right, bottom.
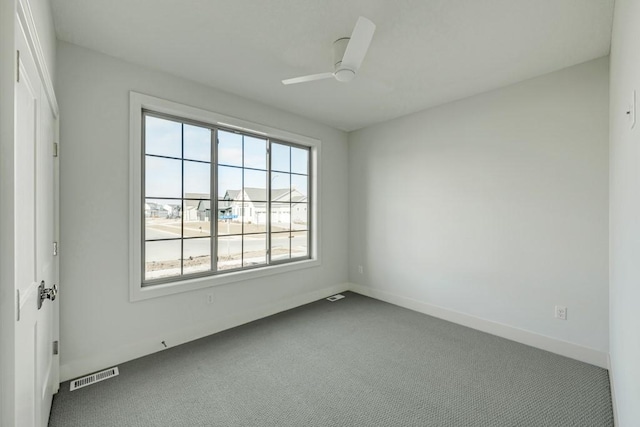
48, 292, 613, 426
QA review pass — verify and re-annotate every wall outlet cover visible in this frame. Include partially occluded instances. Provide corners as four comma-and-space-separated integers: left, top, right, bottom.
628, 90, 636, 129
554, 305, 568, 320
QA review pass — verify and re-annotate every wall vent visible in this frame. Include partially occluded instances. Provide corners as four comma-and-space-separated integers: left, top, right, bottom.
326, 294, 345, 302
70, 367, 119, 391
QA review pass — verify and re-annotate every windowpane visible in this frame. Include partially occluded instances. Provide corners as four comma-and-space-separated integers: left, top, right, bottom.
291, 174, 308, 199
145, 198, 182, 240
183, 238, 211, 275
291, 146, 308, 175
244, 136, 267, 170
184, 160, 210, 198
145, 116, 181, 158
271, 173, 290, 202
183, 204, 211, 237
218, 130, 242, 167
271, 203, 290, 231
183, 199, 201, 223
218, 166, 242, 200
184, 124, 211, 162
271, 143, 290, 173
244, 169, 267, 201
271, 232, 290, 261
217, 235, 242, 271
217, 217, 241, 236
291, 203, 308, 230
145, 240, 182, 280
291, 231, 308, 258
145, 156, 182, 198
244, 202, 267, 233
243, 234, 266, 267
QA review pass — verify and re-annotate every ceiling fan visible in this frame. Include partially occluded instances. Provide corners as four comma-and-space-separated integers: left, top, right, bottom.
282, 16, 376, 85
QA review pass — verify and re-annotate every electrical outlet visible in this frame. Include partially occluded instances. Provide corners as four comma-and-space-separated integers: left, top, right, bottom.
358, 265, 364, 274
554, 305, 567, 320
627, 90, 636, 129
207, 293, 214, 304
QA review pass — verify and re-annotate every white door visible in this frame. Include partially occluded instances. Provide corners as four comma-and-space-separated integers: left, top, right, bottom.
14, 15, 59, 427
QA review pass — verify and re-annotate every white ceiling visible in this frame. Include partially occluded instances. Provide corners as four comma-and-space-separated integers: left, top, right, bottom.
51, 0, 614, 132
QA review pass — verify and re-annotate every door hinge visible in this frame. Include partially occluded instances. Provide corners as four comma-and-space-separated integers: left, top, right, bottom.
53, 241, 58, 256
53, 341, 59, 355
16, 290, 21, 321
53, 142, 59, 157
16, 50, 20, 82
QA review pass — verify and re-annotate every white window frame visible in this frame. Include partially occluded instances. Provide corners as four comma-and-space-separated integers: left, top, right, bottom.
129, 92, 321, 301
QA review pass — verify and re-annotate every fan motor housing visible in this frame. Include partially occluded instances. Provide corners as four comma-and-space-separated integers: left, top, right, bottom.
334, 68, 355, 83
333, 37, 355, 82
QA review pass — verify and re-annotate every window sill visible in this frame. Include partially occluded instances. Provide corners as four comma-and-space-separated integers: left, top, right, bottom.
129, 258, 321, 302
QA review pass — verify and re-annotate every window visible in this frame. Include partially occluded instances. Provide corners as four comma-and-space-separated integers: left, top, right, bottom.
130, 93, 319, 300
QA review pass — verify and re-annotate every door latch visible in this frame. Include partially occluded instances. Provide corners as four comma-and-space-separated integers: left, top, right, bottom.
38, 281, 58, 310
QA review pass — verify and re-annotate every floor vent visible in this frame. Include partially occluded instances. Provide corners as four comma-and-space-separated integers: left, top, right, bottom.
326, 294, 345, 302
70, 367, 119, 391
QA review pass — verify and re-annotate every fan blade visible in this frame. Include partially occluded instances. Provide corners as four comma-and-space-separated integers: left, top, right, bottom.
341, 16, 376, 71
282, 72, 334, 85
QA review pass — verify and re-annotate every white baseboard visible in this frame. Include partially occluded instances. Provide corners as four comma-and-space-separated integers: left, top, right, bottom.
60, 282, 350, 382
348, 283, 608, 369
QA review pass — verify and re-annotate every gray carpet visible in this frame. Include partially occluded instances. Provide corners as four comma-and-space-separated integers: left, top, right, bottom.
48, 292, 613, 426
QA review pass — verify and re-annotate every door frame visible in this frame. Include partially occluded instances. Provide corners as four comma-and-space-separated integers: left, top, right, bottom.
0, 0, 60, 425
0, 0, 18, 423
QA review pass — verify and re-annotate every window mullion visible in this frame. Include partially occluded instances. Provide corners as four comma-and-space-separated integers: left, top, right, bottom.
180, 124, 185, 276
241, 135, 244, 268
212, 128, 218, 273
267, 140, 271, 265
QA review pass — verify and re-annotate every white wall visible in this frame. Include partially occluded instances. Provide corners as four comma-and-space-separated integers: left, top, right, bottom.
55, 41, 349, 381
609, 0, 640, 425
349, 58, 609, 365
